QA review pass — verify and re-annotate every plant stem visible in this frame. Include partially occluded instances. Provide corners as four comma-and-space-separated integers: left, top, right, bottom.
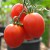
23, 0, 25, 6
14, 0, 26, 26
18, 0, 26, 20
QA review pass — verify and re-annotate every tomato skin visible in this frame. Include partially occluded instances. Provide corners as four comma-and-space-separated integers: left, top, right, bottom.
11, 3, 27, 23
23, 13, 45, 39
4, 24, 25, 48
24, 33, 33, 40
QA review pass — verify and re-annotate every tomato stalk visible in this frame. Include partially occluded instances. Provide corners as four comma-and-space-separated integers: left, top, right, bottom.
27, 0, 33, 13
13, 0, 26, 26
13, 16, 17, 25
23, 0, 33, 13
13, 16, 23, 26
17, 0, 26, 20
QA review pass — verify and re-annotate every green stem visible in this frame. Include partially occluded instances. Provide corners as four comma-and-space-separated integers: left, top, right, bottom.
23, 0, 25, 6
13, 0, 26, 26
18, 0, 26, 20
28, 0, 30, 5
15, 0, 26, 26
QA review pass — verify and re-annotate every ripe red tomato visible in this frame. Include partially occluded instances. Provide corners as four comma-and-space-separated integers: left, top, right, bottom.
23, 13, 45, 38
24, 33, 34, 40
4, 24, 25, 48
24, 27, 33, 41
11, 3, 27, 23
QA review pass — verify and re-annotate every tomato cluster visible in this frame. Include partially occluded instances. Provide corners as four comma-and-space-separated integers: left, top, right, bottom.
4, 3, 45, 48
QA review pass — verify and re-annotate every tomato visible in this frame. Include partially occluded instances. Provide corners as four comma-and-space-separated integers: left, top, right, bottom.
4, 24, 25, 48
24, 33, 33, 40
23, 13, 45, 38
11, 3, 27, 23
24, 27, 33, 41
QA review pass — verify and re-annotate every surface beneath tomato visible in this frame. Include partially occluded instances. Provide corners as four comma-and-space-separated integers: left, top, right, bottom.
4, 24, 25, 48
11, 3, 27, 23
23, 13, 45, 39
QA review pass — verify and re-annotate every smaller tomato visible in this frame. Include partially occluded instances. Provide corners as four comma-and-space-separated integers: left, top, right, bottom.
4, 24, 25, 48
11, 3, 27, 23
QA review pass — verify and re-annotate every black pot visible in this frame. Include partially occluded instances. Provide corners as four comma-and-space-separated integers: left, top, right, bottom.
0, 27, 5, 45
0, 38, 1, 46
0, 27, 5, 33
0, 27, 5, 50
0, 37, 1, 50
7, 38, 42, 50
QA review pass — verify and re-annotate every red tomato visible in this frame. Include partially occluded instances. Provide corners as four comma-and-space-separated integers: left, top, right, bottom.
23, 13, 45, 39
11, 3, 27, 23
4, 24, 25, 48
24, 27, 33, 41
24, 33, 33, 40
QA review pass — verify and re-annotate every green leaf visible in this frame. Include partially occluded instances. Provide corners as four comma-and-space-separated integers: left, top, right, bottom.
2, 0, 23, 6
29, 0, 50, 8
47, 19, 50, 24
30, 0, 42, 5
41, 0, 50, 8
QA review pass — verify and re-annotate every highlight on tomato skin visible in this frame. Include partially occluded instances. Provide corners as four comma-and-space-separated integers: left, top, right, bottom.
23, 13, 45, 39
4, 24, 25, 48
11, 3, 27, 23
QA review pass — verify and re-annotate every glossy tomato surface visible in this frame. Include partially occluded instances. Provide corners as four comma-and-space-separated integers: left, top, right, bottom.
23, 13, 45, 38
11, 3, 27, 23
4, 24, 25, 48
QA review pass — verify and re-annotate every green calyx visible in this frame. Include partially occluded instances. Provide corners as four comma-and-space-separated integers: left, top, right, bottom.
16, 21, 23, 26
27, 5, 33, 13
13, 16, 23, 26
